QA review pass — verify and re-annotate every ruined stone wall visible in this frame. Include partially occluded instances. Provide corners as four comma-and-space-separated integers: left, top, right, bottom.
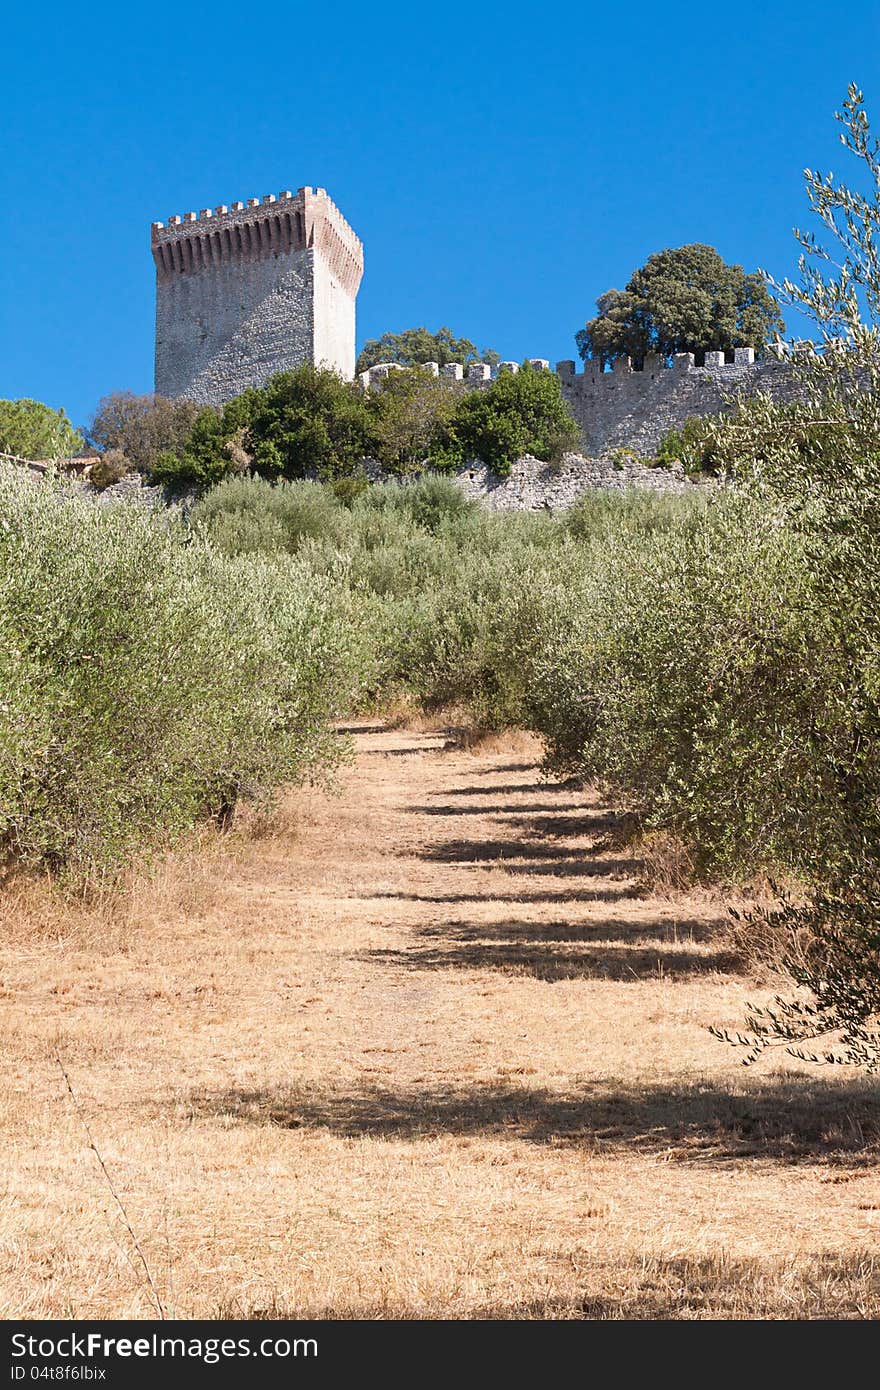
152, 187, 363, 403
360, 452, 693, 510
454, 453, 692, 509
77, 455, 695, 513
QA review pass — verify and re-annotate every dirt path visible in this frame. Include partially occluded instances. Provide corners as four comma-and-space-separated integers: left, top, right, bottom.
3, 723, 880, 1317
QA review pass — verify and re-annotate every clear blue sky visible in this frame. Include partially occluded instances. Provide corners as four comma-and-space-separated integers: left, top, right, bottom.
2, 1, 879, 430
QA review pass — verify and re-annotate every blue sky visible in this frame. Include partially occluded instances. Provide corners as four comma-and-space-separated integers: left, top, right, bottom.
2, 1, 879, 429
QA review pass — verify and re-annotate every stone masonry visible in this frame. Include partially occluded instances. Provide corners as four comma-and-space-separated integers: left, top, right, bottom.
454, 453, 692, 509
554, 348, 800, 456
360, 453, 692, 511
360, 348, 802, 459
152, 187, 363, 403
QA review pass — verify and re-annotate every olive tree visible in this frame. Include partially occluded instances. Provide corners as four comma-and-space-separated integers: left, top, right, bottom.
712, 85, 880, 1072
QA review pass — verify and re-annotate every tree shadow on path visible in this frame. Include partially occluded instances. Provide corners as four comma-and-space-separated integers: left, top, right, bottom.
366, 887, 635, 905
362, 938, 737, 981
184, 1075, 880, 1164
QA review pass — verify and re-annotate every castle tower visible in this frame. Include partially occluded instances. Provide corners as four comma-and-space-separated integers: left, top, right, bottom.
151, 187, 364, 403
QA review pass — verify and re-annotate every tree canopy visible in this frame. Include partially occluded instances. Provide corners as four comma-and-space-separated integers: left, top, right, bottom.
575, 244, 785, 366
88, 393, 203, 473
356, 326, 499, 374
152, 362, 579, 488
450, 364, 579, 474
0, 398, 83, 459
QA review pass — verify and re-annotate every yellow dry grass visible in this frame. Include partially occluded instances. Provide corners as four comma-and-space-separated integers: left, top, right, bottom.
2, 722, 880, 1320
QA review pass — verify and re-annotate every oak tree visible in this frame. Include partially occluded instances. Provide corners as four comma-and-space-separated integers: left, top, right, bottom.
576, 244, 784, 366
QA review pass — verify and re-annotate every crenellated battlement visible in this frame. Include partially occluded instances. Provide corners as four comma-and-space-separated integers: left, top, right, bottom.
360, 348, 776, 389
556, 346, 762, 382
153, 184, 364, 400
358, 348, 800, 458
151, 186, 363, 300
555, 347, 799, 455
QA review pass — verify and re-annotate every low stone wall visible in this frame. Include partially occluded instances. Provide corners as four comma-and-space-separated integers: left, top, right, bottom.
361, 453, 694, 511
453, 453, 691, 510
59, 454, 696, 515
105, 474, 165, 504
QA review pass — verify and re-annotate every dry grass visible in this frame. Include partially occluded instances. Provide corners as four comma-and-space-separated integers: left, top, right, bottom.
2, 722, 880, 1320
218, 1251, 880, 1320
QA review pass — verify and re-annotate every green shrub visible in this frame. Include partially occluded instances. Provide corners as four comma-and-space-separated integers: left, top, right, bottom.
189, 471, 564, 721
330, 472, 370, 506
356, 474, 477, 533
245, 366, 372, 479
0, 466, 363, 879
523, 488, 880, 884
654, 415, 728, 474
449, 365, 580, 475
151, 407, 232, 489
0, 398, 83, 459
192, 476, 347, 555
563, 487, 704, 543
365, 368, 463, 474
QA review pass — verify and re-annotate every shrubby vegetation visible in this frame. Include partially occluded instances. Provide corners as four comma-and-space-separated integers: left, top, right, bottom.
198, 469, 873, 888
88, 392, 202, 475
55, 382, 872, 908
0, 465, 365, 880
193, 472, 558, 724
521, 490, 876, 887
0, 398, 83, 459
365, 366, 463, 474
151, 361, 578, 488
653, 414, 725, 474
192, 474, 716, 742
562, 89, 880, 1069
356, 325, 499, 374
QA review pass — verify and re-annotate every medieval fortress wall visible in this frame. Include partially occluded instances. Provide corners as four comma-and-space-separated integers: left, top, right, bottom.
151, 186, 801, 504
555, 349, 799, 456
357, 352, 805, 509
152, 188, 363, 403
360, 348, 801, 460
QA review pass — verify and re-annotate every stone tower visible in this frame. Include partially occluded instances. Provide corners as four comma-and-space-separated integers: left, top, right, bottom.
151, 187, 363, 404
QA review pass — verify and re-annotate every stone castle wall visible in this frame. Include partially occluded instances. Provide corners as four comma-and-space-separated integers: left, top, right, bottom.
454, 453, 691, 509
152, 187, 363, 403
556, 349, 800, 456
360, 349, 802, 459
